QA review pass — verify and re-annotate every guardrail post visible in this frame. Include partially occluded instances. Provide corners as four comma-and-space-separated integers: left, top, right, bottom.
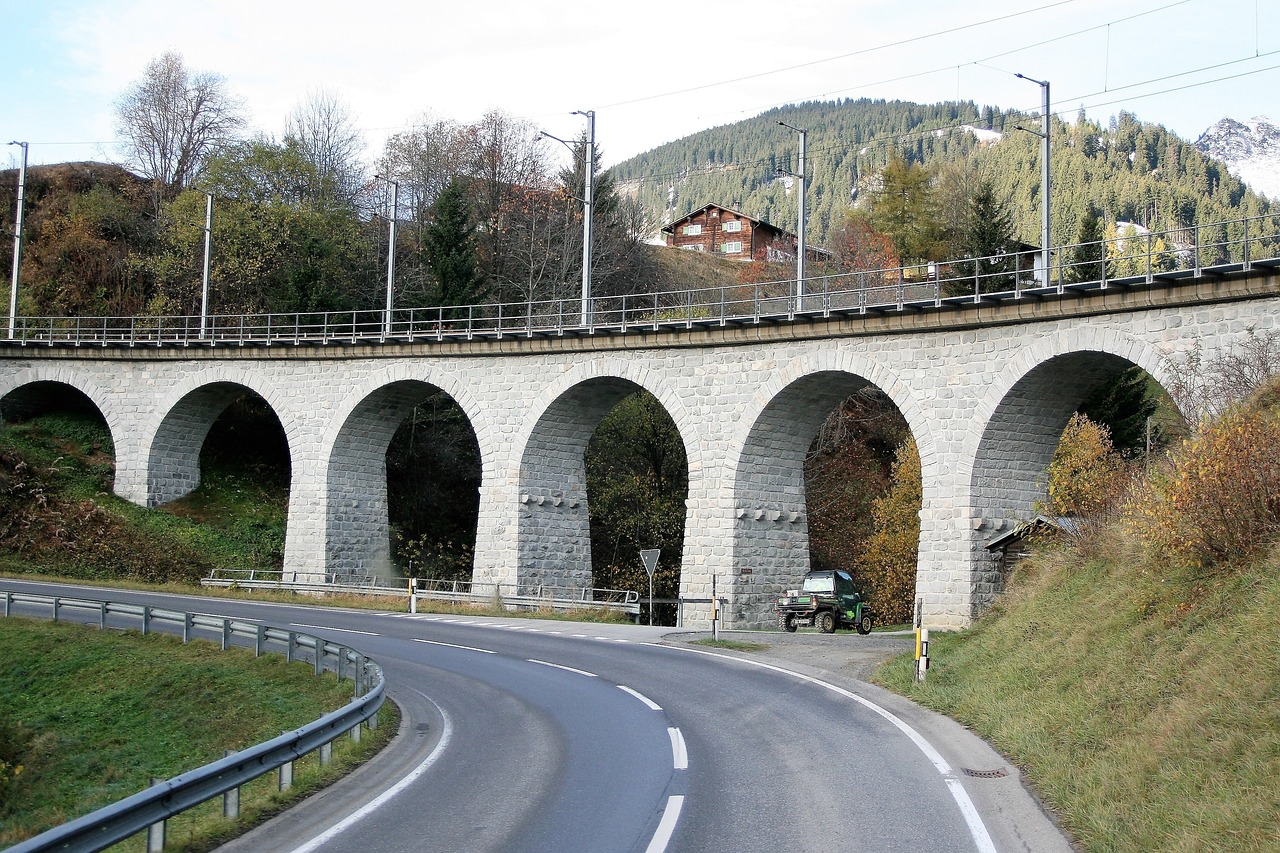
286, 632, 296, 663
147, 778, 166, 852
320, 741, 333, 767
221, 619, 231, 651
3, 591, 10, 617
52, 597, 60, 623
141, 605, 152, 635
350, 720, 362, 744
99, 600, 108, 629
314, 641, 324, 676
182, 613, 193, 644
223, 750, 240, 818
255, 624, 266, 657
278, 750, 293, 792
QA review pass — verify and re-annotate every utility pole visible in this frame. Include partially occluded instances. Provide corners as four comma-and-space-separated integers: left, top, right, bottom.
1016, 74, 1052, 288
573, 110, 595, 326
777, 122, 807, 300
8, 141, 28, 339
200, 191, 213, 339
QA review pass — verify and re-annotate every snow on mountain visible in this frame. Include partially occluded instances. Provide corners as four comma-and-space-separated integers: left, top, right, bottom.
1195, 116, 1280, 201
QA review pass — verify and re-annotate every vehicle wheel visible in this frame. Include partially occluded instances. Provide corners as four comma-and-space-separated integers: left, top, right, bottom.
778, 613, 797, 633
856, 613, 873, 635
815, 611, 836, 634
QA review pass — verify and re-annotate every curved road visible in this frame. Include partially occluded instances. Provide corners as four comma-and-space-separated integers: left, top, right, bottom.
2, 580, 1073, 853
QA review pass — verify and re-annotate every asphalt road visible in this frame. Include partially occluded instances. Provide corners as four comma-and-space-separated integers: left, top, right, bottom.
2, 580, 1075, 853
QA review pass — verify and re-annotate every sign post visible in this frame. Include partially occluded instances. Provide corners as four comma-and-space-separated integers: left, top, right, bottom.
640, 549, 660, 626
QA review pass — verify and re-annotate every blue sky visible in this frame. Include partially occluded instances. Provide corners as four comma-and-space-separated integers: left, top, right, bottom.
1, 0, 1276, 171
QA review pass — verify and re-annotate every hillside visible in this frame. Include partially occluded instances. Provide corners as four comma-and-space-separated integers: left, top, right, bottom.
612, 98, 1272, 251
875, 379, 1280, 852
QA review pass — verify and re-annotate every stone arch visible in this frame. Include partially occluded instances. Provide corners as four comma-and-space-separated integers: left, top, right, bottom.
146, 369, 293, 508
510, 356, 697, 595
723, 350, 931, 627
0, 366, 120, 448
322, 366, 489, 582
961, 326, 1171, 614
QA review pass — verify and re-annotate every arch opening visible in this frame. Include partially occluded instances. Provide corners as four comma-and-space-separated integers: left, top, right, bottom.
518, 378, 690, 621
734, 371, 920, 628
971, 352, 1180, 613
327, 380, 480, 583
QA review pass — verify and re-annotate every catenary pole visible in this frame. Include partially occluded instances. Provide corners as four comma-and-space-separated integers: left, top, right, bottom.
573, 110, 595, 326
8, 141, 28, 339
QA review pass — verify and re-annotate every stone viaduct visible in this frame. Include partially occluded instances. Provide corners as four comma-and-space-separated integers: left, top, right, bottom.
0, 270, 1275, 629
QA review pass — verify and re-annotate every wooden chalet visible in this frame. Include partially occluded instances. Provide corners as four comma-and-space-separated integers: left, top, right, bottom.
661, 203, 827, 264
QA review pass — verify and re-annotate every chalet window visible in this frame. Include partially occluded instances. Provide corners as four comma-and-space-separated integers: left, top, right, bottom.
722, 241, 743, 254
680, 243, 706, 252
723, 220, 742, 233
683, 224, 702, 236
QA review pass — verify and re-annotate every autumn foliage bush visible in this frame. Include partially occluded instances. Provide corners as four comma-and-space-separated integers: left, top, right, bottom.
856, 436, 921, 624
1127, 388, 1280, 568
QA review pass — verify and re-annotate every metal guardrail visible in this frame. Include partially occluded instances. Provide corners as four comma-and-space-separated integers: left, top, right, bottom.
200, 569, 641, 615
1, 213, 1276, 349
409, 578, 641, 616
1, 591, 385, 853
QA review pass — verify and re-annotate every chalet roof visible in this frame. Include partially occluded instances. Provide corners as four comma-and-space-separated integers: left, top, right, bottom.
660, 203, 786, 235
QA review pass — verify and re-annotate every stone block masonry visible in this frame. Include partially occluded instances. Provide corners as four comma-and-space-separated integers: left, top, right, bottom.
1, 272, 1275, 628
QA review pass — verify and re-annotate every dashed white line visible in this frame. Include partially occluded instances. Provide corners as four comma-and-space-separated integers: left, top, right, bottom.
527, 659, 597, 677
412, 638, 495, 654
667, 727, 688, 770
658, 643, 997, 853
618, 685, 663, 711
289, 623, 379, 636
644, 795, 685, 853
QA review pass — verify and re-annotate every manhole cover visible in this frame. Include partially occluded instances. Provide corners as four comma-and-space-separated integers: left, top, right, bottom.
961, 767, 1009, 779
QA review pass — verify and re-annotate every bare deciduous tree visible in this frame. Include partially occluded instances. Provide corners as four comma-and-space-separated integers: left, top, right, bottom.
114, 51, 244, 203
285, 89, 364, 208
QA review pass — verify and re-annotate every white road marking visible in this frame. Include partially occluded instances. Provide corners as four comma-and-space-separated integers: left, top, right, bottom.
527, 659, 596, 677
644, 795, 685, 853
285, 689, 453, 853
412, 639, 495, 654
618, 685, 663, 711
667, 727, 688, 770
657, 644, 997, 853
289, 623, 378, 636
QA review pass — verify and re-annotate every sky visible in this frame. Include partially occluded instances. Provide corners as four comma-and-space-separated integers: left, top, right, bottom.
1, 0, 1277, 174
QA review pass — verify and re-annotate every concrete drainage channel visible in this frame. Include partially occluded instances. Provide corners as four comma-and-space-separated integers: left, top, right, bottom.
1, 591, 385, 853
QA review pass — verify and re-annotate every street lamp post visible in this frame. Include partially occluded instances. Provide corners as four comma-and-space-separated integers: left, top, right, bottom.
8, 141, 28, 339
540, 110, 595, 326
573, 110, 595, 326
199, 191, 213, 339
374, 174, 399, 336
777, 121, 808, 300
1016, 73, 1052, 287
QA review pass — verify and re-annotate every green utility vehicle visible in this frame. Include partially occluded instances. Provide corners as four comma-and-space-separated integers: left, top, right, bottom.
775, 569, 874, 634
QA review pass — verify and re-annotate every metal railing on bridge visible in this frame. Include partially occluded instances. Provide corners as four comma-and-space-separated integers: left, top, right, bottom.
200, 569, 641, 616
3, 213, 1277, 349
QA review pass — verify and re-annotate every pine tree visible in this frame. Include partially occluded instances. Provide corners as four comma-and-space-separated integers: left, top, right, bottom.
945, 179, 1017, 295
422, 178, 485, 312
1065, 205, 1107, 284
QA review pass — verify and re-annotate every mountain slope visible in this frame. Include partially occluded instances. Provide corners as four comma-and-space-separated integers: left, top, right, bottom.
1195, 115, 1280, 201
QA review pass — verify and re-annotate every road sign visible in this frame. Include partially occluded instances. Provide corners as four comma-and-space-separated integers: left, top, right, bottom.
640, 549, 660, 578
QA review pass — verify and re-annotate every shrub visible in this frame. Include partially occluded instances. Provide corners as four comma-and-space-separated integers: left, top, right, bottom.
1128, 402, 1280, 568
856, 436, 921, 624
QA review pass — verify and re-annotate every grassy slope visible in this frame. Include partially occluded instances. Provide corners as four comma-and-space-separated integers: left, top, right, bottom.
876, 536, 1280, 852
0, 413, 285, 582
0, 619, 395, 849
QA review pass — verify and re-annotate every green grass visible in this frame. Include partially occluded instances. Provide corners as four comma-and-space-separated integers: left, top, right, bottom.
874, 537, 1280, 852
690, 638, 770, 652
0, 617, 396, 851
0, 413, 286, 584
